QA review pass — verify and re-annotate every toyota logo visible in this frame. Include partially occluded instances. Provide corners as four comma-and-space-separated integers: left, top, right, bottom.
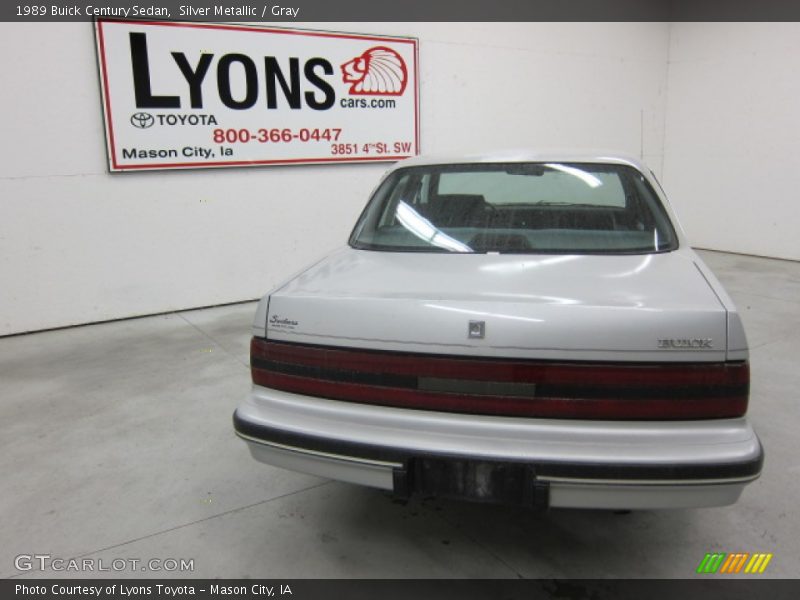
130, 112, 155, 128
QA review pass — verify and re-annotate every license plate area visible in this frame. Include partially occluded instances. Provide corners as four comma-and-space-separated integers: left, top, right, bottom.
394, 457, 549, 508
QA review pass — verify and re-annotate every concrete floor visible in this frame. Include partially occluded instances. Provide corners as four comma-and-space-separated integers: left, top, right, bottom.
1, 249, 798, 579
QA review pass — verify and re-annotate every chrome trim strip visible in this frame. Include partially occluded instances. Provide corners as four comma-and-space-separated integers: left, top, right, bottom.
236, 431, 403, 469
539, 474, 760, 486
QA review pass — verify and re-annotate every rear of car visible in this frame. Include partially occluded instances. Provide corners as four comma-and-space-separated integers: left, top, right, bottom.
234, 153, 763, 509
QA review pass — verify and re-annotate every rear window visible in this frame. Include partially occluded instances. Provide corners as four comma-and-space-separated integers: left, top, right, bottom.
349, 162, 678, 254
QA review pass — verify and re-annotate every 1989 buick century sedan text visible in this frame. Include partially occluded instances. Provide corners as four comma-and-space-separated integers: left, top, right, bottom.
234, 152, 763, 510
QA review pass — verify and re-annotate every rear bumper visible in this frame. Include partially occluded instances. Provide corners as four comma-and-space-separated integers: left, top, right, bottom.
234, 385, 763, 509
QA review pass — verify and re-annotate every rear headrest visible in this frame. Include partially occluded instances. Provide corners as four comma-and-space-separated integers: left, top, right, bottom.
432, 194, 487, 210
426, 194, 488, 227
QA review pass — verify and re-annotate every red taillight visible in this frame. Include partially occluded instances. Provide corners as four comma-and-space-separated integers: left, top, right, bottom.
250, 338, 749, 420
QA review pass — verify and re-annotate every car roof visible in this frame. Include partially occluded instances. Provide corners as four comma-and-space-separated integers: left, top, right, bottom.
391, 150, 649, 173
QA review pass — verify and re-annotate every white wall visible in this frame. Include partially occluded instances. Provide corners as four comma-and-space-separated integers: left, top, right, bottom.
1, 22, 671, 335
663, 23, 800, 261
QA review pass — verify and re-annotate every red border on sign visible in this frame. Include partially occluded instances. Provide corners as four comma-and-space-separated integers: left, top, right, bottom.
95, 19, 420, 172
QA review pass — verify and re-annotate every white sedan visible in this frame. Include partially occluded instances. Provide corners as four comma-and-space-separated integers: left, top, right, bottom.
234, 152, 763, 510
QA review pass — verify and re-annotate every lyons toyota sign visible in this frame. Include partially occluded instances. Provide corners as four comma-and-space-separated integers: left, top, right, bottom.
94, 19, 419, 171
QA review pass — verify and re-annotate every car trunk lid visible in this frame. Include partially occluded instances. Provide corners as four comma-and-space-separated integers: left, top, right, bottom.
265, 247, 728, 362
